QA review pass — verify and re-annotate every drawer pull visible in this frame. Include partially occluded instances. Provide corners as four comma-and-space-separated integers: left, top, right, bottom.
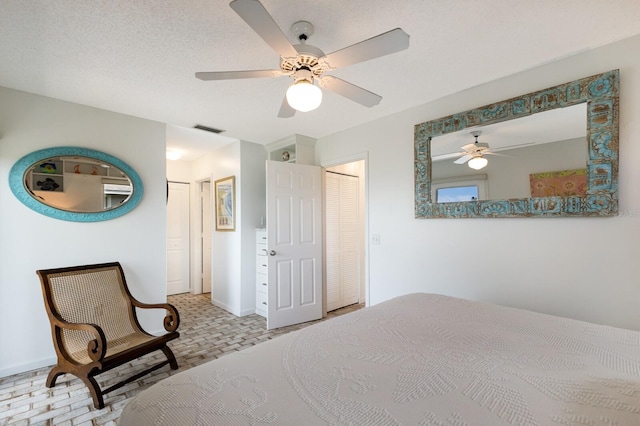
262, 283, 267, 286
262, 264, 267, 267
262, 302, 267, 305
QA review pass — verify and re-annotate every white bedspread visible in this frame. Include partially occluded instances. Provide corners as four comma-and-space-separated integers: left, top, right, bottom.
119, 293, 640, 425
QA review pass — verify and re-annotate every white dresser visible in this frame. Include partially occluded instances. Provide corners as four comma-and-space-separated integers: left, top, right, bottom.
255, 228, 268, 317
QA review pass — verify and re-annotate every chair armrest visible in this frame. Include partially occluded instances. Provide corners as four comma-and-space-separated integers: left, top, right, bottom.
131, 300, 180, 332
49, 314, 107, 362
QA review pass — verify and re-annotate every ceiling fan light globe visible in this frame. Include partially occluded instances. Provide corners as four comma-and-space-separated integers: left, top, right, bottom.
286, 80, 322, 112
468, 156, 488, 170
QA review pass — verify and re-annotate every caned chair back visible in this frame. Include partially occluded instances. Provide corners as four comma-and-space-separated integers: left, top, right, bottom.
41, 264, 142, 360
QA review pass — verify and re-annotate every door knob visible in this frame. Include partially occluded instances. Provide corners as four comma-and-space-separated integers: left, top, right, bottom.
269, 250, 276, 256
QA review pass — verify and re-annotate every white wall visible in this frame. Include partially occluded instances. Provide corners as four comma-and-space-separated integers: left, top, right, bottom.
166, 159, 192, 183
316, 34, 640, 330
191, 143, 241, 313
188, 140, 266, 316
0, 87, 167, 377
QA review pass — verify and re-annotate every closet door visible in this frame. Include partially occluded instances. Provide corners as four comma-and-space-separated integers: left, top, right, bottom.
167, 181, 190, 295
325, 172, 359, 311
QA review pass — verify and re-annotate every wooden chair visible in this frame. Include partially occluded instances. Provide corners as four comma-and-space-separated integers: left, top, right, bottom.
36, 262, 180, 409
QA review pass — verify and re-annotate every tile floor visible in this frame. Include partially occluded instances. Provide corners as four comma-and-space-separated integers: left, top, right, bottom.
0, 293, 363, 425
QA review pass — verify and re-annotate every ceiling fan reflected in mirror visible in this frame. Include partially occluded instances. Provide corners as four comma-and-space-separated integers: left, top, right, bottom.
454, 131, 493, 170
195, 0, 410, 117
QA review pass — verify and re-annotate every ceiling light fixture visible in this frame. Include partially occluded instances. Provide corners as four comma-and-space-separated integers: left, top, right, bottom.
166, 150, 182, 161
468, 156, 488, 170
286, 68, 322, 112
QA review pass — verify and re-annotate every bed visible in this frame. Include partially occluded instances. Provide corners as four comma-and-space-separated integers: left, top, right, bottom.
119, 293, 640, 425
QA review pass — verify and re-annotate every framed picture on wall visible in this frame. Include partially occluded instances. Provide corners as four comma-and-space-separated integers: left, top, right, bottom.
214, 175, 235, 231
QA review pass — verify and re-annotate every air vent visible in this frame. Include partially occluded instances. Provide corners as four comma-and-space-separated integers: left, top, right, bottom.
194, 124, 224, 134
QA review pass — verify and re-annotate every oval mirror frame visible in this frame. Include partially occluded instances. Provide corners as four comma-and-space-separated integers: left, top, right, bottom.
9, 146, 144, 222
414, 69, 619, 218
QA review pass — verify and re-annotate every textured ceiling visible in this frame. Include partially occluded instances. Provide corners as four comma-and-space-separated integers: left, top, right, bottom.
2, 0, 640, 158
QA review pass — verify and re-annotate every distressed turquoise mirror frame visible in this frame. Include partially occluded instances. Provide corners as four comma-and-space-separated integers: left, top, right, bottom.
9, 146, 144, 222
414, 69, 619, 218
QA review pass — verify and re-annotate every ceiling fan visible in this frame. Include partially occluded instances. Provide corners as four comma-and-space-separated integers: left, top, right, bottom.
195, 0, 410, 118
454, 131, 494, 170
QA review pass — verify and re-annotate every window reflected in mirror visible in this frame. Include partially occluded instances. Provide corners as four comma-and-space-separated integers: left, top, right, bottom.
436, 186, 479, 203
432, 175, 487, 203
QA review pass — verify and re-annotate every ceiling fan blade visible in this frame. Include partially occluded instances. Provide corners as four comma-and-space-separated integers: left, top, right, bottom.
454, 155, 473, 164
195, 70, 283, 80
322, 28, 409, 69
431, 152, 464, 162
493, 141, 535, 151
319, 76, 382, 107
229, 0, 298, 58
277, 95, 296, 118
460, 143, 477, 152
484, 151, 509, 157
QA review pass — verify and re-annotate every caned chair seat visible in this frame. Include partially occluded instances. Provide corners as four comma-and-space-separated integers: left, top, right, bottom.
67, 332, 159, 364
37, 262, 180, 409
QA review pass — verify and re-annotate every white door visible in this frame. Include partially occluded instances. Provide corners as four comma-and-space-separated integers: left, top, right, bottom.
266, 160, 322, 329
201, 181, 212, 294
325, 171, 360, 311
167, 182, 190, 295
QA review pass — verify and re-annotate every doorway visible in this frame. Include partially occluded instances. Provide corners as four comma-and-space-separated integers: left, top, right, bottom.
324, 159, 366, 311
201, 180, 212, 294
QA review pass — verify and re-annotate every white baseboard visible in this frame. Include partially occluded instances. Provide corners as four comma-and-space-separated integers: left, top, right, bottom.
0, 356, 56, 379
211, 298, 240, 317
210, 298, 257, 318
239, 307, 256, 317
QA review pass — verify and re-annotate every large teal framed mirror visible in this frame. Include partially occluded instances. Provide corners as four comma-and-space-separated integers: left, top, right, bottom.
9, 146, 144, 222
414, 69, 619, 218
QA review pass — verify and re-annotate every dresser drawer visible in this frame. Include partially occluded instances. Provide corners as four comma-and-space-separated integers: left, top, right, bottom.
256, 274, 268, 293
256, 229, 267, 244
256, 257, 268, 275
256, 291, 268, 317
255, 228, 268, 319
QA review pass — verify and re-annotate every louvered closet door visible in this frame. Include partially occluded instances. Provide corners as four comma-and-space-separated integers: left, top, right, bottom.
326, 172, 359, 312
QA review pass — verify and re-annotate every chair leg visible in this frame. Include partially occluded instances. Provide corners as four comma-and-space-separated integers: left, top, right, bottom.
46, 365, 104, 409
161, 345, 179, 370
80, 375, 105, 409
46, 366, 65, 388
